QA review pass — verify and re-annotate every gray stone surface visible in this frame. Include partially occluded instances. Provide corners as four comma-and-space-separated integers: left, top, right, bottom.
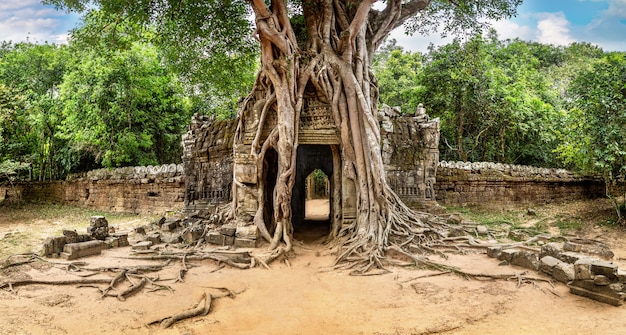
540, 256, 561, 275
61, 240, 105, 260
553, 263, 575, 283
132, 241, 153, 250
88, 216, 109, 240
591, 261, 618, 279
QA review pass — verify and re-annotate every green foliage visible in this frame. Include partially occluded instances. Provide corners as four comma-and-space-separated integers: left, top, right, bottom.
557, 52, 626, 185
412, 34, 563, 166
57, 42, 192, 169
373, 39, 425, 113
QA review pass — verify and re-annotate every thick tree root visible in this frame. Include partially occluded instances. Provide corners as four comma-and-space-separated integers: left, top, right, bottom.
150, 292, 213, 329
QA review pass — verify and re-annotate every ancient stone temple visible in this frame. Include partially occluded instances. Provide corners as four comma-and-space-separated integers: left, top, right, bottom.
182, 100, 439, 243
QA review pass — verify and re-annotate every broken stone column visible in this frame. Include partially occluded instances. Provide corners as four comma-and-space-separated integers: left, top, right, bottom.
88, 216, 109, 240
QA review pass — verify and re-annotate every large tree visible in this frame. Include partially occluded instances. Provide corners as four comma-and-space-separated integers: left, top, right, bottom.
48, 0, 521, 270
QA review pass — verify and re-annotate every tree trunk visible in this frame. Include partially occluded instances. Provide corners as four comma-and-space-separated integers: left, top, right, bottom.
233, 0, 443, 270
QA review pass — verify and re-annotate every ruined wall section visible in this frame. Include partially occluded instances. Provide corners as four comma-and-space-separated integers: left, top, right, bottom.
182, 114, 236, 215
379, 105, 440, 208
64, 164, 184, 213
435, 161, 605, 208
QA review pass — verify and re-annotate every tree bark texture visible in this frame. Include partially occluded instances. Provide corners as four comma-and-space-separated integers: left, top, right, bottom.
233, 0, 444, 270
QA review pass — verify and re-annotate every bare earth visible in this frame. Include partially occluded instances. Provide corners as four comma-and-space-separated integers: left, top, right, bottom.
2, 199, 626, 335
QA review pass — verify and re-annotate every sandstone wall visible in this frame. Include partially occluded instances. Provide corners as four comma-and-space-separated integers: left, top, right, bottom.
63, 164, 185, 214
435, 161, 605, 208
1, 164, 184, 214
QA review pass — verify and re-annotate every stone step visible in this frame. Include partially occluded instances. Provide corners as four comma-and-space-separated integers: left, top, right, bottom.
60, 240, 105, 260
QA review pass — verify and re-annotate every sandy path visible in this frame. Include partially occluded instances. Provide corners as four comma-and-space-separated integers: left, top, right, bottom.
1, 200, 626, 334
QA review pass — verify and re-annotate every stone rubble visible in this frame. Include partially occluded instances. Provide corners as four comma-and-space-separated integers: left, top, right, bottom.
42, 216, 129, 259
487, 241, 626, 306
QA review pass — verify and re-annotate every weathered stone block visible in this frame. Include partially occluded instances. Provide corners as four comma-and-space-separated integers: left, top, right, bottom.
234, 238, 258, 248
43, 236, 66, 257
161, 232, 182, 244
134, 226, 146, 235
104, 236, 119, 248
224, 235, 235, 246
161, 218, 181, 232
236, 226, 258, 239
540, 243, 563, 259
207, 232, 224, 245
486, 246, 501, 259
553, 263, 575, 283
574, 259, 594, 280
569, 279, 626, 306
594, 275, 611, 286
618, 270, 626, 283
540, 256, 561, 275
220, 225, 236, 236
111, 232, 129, 247
61, 240, 105, 260
563, 241, 582, 252
510, 250, 540, 271
182, 225, 204, 244
558, 252, 588, 264
591, 261, 618, 280
609, 283, 624, 293
498, 249, 518, 262
88, 216, 109, 240
132, 241, 153, 250
146, 232, 161, 245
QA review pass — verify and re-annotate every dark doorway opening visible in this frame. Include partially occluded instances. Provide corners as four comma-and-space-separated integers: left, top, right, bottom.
291, 144, 333, 243
263, 148, 278, 236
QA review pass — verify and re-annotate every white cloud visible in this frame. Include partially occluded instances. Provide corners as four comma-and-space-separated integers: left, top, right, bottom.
534, 12, 577, 45
489, 19, 534, 41
0, 1, 75, 44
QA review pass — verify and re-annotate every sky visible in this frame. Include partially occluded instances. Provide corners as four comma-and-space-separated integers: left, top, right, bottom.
1, 0, 625, 52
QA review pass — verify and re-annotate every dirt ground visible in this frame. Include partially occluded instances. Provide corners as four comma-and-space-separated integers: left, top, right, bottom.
1, 199, 626, 335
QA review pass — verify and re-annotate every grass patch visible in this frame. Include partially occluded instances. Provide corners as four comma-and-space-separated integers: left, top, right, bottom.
0, 202, 157, 260
446, 206, 525, 228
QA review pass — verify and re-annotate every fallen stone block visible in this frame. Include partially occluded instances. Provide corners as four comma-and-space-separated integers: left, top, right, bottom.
498, 249, 518, 263
161, 218, 181, 232
132, 241, 153, 250
569, 280, 626, 306
111, 232, 129, 247
540, 243, 563, 259
553, 263, 575, 283
594, 275, 611, 286
510, 250, 540, 271
220, 225, 236, 237
540, 256, 561, 275
563, 241, 582, 252
61, 240, 105, 260
42, 236, 67, 257
487, 246, 502, 259
207, 232, 224, 245
591, 261, 618, 280
574, 259, 595, 280
236, 226, 258, 240
182, 225, 204, 244
146, 232, 161, 245
161, 232, 182, 244
558, 252, 588, 264
618, 270, 626, 283
476, 225, 489, 236
224, 235, 235, 246
88, 216, 109, 240
104, 236, 119, 248
234, 238, 258, 248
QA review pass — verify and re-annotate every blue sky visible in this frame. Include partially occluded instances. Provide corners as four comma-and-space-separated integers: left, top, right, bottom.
1, 0, 625, 52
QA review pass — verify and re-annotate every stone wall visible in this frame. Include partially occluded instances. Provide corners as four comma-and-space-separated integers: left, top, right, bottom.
63, 164, 185, 214
1, 164, 184, 214
435, 161, 606, 208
